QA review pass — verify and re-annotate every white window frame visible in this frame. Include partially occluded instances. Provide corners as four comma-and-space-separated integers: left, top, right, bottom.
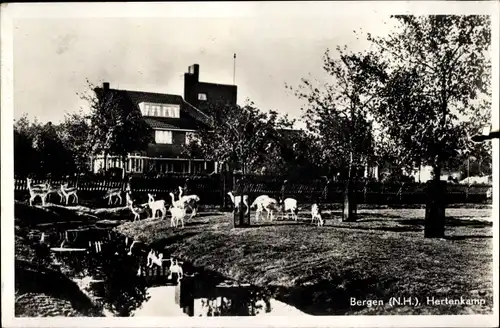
139, 102, 180, 118
155, 130, 173, 144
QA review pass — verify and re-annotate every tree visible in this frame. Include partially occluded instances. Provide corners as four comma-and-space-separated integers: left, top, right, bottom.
362, 15, 491, 237
57, 111, 94, 173
287, 47, 379, 221
14, 115, 40, 178
184, 99, 295, 175
79, 80, 154, 177
34, 121, 75, 177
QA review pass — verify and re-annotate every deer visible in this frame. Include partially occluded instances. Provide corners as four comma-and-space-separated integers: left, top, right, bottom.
261, 197, 280, 221
60, 182, 79, 205
26, 178, 49, 207
169, 192, 187, 228
311, 203, 324, 227
227, 191, 250, 215
128, 199, 142, 221
45, 183, 65, 204
147, 193, 166, 220
250, 195, 270, 221
168, 258, 184, 282
279, 197, 300, 221
177, 186, 200, 219
146, 249, 166, 268
103, 188, 122, 205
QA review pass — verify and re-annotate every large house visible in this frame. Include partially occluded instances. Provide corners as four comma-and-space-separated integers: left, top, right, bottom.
90, 64, 237, 175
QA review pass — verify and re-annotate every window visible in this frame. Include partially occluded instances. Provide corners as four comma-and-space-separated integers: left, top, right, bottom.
155, 130, 173, 144
198, 93, 207, 101
139, 102, 180, 118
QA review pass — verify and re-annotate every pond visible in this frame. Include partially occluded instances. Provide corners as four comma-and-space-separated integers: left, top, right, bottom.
28, 223, 309, 317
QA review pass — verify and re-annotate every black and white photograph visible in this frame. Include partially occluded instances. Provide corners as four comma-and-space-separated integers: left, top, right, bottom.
1, 2, 498, 327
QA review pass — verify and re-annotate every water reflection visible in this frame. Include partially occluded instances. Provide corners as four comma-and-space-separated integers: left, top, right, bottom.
31, 227, 307, 317
176, 277, 273, 316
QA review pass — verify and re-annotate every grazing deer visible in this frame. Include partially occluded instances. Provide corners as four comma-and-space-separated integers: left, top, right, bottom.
61, 182, 79, 205
26, 178, 49, 207
280, 198, 299, 221
250, 195, 270, 221
261, 197, 279, 221
227, 191, 250, 214
147, 193, 166, 220
103, 188, 122, 205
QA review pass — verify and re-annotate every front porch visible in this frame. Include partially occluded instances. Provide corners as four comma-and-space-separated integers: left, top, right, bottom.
90, 155, 214, 175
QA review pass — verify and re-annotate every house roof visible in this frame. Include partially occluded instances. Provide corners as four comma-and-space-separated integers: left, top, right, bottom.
143, 117, 201, 130
95, 87, 212, 127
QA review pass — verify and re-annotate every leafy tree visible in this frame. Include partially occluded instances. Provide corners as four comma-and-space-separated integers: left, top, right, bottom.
361, 15, 491, 237
287, 47, 379, 221
57, 111, 94, 173
79, 80, 154, 177
14, 115, 40, 178
184, 99, 295, 176
34, 122, 75, 177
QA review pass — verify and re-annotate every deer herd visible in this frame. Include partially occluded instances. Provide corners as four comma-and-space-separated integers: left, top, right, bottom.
25, 177, 325, 227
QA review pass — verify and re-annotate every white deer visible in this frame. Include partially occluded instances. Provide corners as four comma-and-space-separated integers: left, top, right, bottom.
280, 198, 299, 221
250, 195, 270, 221
61, 182, 79, 205
147, 193, 166, 220
128, 200, 142, 221
311, 203, 324, 227
168, 258, 184, 282
146, 249, 166, 268
261, 197, 279, 221
169, 192, 186, 228
26, 178, 49, 207
178, 186, 200, 219
227, 191, 249, 214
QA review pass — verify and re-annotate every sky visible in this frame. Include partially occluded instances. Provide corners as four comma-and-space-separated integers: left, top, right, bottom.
9, 2, 498, 132
11, 2, 399, 129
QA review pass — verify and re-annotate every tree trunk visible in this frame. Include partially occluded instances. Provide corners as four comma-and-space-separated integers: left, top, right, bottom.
424, 165, 446, 238
121, 156, 126, 179
103, 152, 108, 175
342, 151, 357, 222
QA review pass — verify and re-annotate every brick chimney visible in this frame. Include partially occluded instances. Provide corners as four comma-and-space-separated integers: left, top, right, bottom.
184, 64, 200, 103
103, 82, 110, 91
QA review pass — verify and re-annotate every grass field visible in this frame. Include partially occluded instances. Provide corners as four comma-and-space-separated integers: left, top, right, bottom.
116, 207, 494, 315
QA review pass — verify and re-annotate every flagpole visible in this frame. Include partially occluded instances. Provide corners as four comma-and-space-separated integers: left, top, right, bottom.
233, 53, 236, 85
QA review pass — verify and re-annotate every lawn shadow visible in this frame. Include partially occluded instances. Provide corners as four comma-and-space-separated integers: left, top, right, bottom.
270, 275, 396, 315
152, 232, 199, 250
251, 221, 306, 228
397, 217, 492, 229
330, 224, 422, 233
444, 235, 493, 241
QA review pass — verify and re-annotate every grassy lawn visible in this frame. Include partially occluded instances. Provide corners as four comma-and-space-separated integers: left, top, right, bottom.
116, 207, 494, 315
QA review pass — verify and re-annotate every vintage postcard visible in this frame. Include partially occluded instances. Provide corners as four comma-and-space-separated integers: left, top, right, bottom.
1, 1, 498, 327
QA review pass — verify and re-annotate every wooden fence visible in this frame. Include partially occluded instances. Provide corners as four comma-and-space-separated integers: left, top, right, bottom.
14, 174, 492, 206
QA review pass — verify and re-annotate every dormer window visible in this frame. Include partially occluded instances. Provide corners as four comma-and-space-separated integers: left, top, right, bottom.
139, 102, 180, 118
198, 93, 207, 101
